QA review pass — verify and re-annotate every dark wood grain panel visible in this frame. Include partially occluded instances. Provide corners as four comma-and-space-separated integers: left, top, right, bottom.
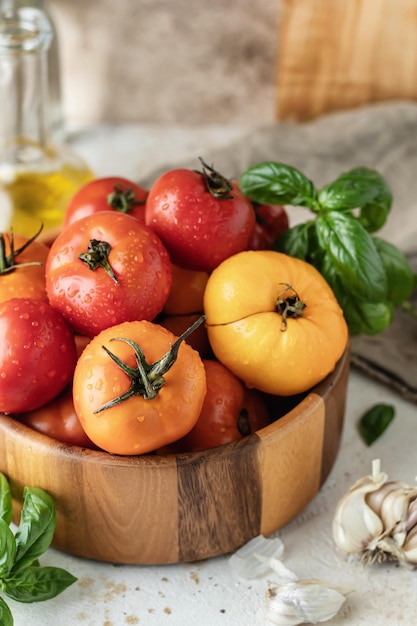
176, 438, 262, 562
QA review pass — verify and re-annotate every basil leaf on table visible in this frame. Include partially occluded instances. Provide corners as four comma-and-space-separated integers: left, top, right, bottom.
358, 403, 396, 445
0, 474, 76, 624
3, 565, 77, 603
0, 597, 13, 626
13, 487, 56, 574
0, 474, 12, 526
0, 520, 17, 579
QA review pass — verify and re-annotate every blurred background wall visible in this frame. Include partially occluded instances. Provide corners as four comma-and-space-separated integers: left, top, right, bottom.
48, 0, 280, 128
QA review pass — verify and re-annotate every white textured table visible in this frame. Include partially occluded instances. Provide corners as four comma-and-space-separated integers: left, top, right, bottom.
10, 125, 417, 626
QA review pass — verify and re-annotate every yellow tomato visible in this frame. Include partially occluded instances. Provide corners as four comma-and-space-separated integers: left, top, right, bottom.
203, 250, 348, 396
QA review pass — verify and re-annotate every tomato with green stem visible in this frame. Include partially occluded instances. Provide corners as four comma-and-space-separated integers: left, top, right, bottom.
145, 158, 255, 272
45, 211, 172, 338
0, 225, 49, 303
204, 250, 348, 396
64, 176, 148, 228
72, 316, 207, 455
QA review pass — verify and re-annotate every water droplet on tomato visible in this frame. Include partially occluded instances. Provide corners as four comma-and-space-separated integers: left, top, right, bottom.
67, 287, 79, 299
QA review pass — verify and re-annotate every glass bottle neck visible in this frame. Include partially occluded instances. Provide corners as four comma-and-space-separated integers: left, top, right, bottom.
0, 4, 53, 166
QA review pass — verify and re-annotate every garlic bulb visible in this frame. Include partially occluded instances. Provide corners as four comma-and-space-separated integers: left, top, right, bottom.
333, 459, 417, 566
265, 580, 348, 626
332, 459, 386, 554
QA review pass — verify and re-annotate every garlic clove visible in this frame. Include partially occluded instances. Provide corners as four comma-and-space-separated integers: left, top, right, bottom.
380, 486, 417, 546
266, 580, 348, 625
332, 461, 387, 553
365, 481, 407, 517
405, 498, 417, 534
400, 522, 417, 566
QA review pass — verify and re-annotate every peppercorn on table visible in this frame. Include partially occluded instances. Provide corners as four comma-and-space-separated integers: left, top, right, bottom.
9, 124, 417, 626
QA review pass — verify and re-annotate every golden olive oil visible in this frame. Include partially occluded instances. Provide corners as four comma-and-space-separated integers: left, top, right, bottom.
0, 159, 94, 237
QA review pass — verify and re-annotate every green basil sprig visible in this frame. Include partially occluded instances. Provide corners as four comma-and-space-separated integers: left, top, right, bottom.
0, 474, 76, 626
239, 163, 415, 335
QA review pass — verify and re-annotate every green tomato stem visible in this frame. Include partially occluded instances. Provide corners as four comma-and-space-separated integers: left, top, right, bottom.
78, 239, 118, 284
94, 315, 206, 413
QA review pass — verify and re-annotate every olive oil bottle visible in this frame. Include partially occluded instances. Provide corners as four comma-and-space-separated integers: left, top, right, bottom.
0, 1, 93, 237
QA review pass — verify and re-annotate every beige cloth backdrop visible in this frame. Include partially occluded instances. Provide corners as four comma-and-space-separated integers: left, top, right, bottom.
143, 102, 417, 403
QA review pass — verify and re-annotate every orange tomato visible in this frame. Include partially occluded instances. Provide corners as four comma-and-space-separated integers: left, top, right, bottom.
204, 250, 348, 396
72, 318, 207, 455
0, 230, 49, 303
163, 263, 209, 315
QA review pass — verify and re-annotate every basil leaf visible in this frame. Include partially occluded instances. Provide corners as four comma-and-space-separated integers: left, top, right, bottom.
372, 237, 415, 306
0, 597, 13, 626
315, 211, 387, 302
239, 162, 319, 210
0, 474, 12, 526
13, 487, 56, 573
358, 403, 395, 445
318, 167, 392, 232
0, 519, 16, 578
274, 221, 316, 260
319, 258, 393, 335
3, 566, 77, 603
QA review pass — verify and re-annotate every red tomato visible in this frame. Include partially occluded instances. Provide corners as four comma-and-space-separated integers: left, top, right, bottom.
160, 359, 270, 452
0, 298, 77, 413
145, 160, 255, 272
64, 176, 148, 228
248, 203, 289, 250
45, 211, 172, 337
17, 386, 97, 448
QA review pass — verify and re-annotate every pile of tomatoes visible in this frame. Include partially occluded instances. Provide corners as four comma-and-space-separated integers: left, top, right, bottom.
0, 159, 348, 456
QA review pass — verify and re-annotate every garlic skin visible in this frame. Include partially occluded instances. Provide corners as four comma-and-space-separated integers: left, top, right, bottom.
266, 581, 348, 626
333, 459, 417, 566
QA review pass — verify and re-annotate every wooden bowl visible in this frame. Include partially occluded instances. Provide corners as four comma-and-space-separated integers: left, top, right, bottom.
0, 348, 349, 565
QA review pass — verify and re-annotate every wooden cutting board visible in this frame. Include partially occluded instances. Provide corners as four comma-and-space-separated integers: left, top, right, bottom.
276, 0, 417, 120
